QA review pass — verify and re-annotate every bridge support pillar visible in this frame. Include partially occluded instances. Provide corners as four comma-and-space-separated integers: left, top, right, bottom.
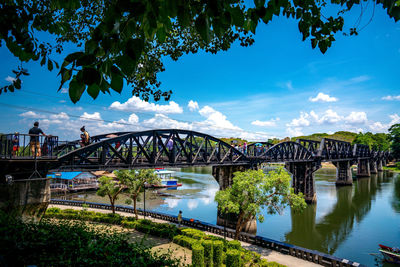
357, 159, 370, 177
0, 178, 50, 221
370, 160, 378, 174
333, 161, 353, 186
377, 159, 383, 172
212, 165, 252, 190
285, 162, 319, 204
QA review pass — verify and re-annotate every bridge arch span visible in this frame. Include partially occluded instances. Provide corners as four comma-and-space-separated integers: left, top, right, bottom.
56, 129, 249, 171
258, 141, 314, 162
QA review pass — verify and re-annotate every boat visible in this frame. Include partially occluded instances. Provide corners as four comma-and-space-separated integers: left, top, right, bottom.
145, 169, 182, 188
379, 244, 400, 264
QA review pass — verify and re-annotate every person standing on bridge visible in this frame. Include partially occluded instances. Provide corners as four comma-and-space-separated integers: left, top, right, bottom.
29, 121, 46, 157
80, 126, 90, 147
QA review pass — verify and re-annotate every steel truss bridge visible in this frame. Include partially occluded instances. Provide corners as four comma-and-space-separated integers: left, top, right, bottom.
0, 129, 391, 203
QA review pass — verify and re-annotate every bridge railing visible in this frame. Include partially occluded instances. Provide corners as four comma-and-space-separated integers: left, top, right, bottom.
0, 133, 59, 159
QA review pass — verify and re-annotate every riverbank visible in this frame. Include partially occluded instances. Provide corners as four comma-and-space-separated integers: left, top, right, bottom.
48, 204, 322, 267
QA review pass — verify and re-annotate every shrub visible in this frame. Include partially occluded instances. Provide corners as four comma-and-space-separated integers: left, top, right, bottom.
213, 241, 223, 267
181, 228, 206, 239
46, 207, 61, 213
228, 240, 242, 250
203, 240, 213, 267
0, 213, 180, 266
172, 235, 198, 249
192, 243, 205, 267
226, 249, 242, 267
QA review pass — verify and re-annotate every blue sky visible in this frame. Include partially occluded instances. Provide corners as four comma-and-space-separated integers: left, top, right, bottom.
0, 3, 399, 141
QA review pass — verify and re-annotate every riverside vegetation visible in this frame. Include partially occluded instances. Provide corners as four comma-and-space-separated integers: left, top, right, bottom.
42, 207, 285, 266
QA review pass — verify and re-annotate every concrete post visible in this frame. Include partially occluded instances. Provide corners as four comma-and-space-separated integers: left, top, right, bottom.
357, 159, 370, 177
333, 161, 353, 186
212, 165, 251, 190
0, 178, 50, 221
370, 160, 378, 174
377, 159, 383, 172
285, 162, 317, 204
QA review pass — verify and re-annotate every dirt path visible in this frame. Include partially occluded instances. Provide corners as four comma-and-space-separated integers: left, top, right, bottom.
48, 204, 321, 267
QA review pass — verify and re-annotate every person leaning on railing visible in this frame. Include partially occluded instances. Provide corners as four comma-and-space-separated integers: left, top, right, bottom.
29, 121, 46, 157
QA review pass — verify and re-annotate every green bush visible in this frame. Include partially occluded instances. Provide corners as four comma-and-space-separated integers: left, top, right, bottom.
46, 207, 61, 213
181, 228, 206, 239
213, 241, 223, 267
192, 243, 205, 267
226, 249, 242, 267
203, 240, 213, 267
228, 240, 242, 250
172, 235, 198, 249
0, 213, 180, 266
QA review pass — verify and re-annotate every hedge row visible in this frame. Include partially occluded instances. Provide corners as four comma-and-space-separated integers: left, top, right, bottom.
178, 228, 285, 267
45, 208, 178, 239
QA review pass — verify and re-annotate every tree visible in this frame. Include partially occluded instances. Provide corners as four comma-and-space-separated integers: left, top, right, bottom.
96, 175, 124, 214
352, 132, 391, 151
214, 168, 306, 240
116, 169, 160, 219
389, 124, 400, 160
1, 0, 399, 102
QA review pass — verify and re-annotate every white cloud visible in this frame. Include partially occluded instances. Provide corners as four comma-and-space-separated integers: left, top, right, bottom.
349, 75, 370, 83
309, 92, 338, 102
251, 118, 280, 127
198, 106, 240, 130
110, 96, 183, 114
382, 95, 400, 101
80, 112, 102, 122
344, 111, 368, 125
60, 88, 68, 94
143, 114, 191, 129
318, 109, 342, 124
165, 199, 180, 209
19, 111, 46, 119
50, 112, 69, 120
59, 100, 66, 103
188, 100, 199, 112
286, 112, 310, 127
5, 76, 16, 83
286, 127, 304, 137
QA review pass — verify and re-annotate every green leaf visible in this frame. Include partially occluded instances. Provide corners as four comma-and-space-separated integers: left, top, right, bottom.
85, 40, 98, 54
125, 38, 144, 61
82, 67, 101, 85
157, 26, 166, 43
40, 56, 46, 66
68, 79, 85, 103
48, 59, 53, 71
195, 14, 211, 43
65, 52, 84, 62
231, 7, 244, 27
116, 56, 136, 76
311, 38, 317, 49
110, 67, 123, 93
87, 83, 100, 99
76, 54, 96, 66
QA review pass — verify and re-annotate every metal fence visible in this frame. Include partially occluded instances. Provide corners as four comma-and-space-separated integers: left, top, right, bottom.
0, 133, 59, 159
50, 199, 364, 267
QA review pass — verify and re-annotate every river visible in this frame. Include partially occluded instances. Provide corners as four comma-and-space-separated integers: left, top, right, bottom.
56, 167, 400, 266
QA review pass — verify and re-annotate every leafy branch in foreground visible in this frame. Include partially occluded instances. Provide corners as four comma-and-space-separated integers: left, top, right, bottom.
1, 1, 399, 102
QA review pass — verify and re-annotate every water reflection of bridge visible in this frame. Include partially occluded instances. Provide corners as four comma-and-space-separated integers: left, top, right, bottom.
284, 171, 394, 255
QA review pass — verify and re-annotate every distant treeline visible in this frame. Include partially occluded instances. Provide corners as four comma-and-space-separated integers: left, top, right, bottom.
221, 131, 391, 151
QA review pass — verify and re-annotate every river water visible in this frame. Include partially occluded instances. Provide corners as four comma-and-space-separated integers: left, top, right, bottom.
57, 167, 400, 266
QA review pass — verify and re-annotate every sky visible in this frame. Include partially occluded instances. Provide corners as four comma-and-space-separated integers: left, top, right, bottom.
0, 3, 399, 141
